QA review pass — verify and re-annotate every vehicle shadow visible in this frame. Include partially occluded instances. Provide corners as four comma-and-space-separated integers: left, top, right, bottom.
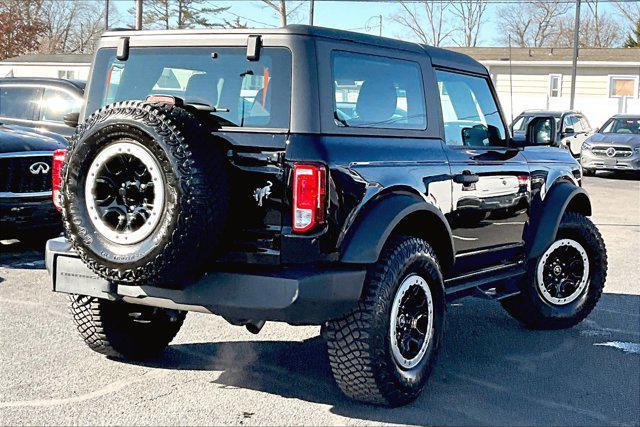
131, 292, 640, 426
592, 171, 640, 181
0, 240, 46, 269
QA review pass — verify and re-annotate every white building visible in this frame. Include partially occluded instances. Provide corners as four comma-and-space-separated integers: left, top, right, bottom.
0, 54, 91, 81
2, 47, 638, 127
451, 47, 640, 127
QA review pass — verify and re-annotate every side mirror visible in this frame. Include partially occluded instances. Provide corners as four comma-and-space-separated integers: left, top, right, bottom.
563, 127, 575, 136
63, 112, 79, 128
526, 116, 556, 146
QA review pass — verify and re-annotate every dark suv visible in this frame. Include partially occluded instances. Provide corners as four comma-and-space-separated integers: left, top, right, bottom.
47, 26, 607, 406
0, 77, 84, 138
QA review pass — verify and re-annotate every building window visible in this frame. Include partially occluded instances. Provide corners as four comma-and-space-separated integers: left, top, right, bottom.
58, 70, 75, 80
609, 75, 639, 98
548, 74, 562, 98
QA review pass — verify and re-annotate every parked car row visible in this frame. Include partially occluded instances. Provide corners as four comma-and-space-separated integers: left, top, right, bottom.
0, 77, 83, 244
510, 110, 639, 175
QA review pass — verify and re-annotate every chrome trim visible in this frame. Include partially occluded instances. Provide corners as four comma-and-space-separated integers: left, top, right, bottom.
0, 151, 53, 159
0, 191, 51, 198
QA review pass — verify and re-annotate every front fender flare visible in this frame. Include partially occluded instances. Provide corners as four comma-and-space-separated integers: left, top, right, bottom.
526, 182, 592, 260
340, 193, 454, 270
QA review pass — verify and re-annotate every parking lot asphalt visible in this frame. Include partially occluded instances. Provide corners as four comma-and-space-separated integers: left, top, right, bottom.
1, 174, 638, 426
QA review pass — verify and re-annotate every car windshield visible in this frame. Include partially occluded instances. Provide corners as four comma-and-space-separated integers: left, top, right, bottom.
86, 47, 292, 128
599, 117, 640, 134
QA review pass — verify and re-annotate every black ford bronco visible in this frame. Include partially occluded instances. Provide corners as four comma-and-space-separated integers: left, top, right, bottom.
47, 26, 607, 406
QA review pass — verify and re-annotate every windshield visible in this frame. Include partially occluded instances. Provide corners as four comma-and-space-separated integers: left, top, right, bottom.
599, 117, 640, 134
86, 47, 292, 128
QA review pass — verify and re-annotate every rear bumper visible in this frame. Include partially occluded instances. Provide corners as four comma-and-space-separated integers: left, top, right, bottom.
46, 238, 365, 325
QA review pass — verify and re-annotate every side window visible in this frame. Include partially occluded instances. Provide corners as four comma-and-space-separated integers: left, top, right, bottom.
332, 51, 426, 130
512, 115, 530, 132
579, 116, 591, 131
435, 70, 507, 147
0, 86, 41, 120
40, 88, 82, 123
563, 115, 578, 132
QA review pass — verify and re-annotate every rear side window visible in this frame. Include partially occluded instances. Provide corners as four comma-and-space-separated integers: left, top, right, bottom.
332, 51, 426, 130
88, 47, 292, 129
436, 70, 507, 147
0, 86, 41, 121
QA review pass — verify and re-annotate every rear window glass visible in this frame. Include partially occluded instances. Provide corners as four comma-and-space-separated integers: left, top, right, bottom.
332, 51, 426, 130
87, 47, 292, 129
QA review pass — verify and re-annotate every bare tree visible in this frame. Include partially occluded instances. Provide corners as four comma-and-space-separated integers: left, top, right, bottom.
259, 0, 306, 27
496, 1, 571, 47
450, 0, 487, 47
35, 0, 106, 54
390, 1, 454, 46
554, 0, 624, 47
612, 0, 640, 28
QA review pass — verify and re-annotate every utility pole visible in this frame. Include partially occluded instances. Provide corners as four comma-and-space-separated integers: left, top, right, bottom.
309, 0, 314, 26
570, 0, 581, 110
509, 35, 514, 123
135, 0, 143, 30
378, 14, 382, 36
105, 0, 109, 30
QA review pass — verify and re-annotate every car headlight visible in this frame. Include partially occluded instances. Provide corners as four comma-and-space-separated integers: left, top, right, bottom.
634, 146, 640, 155
582, 141, 593, 151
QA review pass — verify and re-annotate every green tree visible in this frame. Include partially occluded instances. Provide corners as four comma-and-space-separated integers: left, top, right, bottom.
136, 0, 228, 30
624, 20, 640, 48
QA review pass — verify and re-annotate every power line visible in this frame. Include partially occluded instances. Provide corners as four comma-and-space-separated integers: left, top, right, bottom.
332, 0, 632, 2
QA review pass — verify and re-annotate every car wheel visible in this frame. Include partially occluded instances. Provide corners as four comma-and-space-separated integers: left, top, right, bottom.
501, 212, 607, 329
322, 236, 445, 406
69, 295, 186, 359
582, 168, 595, 176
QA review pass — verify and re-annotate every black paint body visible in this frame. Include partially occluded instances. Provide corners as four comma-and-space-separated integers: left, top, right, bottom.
49, 26, 590, 324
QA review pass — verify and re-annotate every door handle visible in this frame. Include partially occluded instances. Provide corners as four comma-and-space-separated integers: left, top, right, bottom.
453, 170, 479, 185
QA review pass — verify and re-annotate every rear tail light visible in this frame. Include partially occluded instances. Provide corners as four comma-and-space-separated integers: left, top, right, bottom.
292, 163, 326, 233
52, 149, 66, 211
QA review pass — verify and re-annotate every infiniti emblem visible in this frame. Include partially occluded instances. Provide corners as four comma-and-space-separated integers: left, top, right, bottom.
29, 161, 50, 175
606, 147, 616, 157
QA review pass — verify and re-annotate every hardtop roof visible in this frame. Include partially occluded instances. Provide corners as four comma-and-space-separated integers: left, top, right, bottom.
102, 24, 488, 75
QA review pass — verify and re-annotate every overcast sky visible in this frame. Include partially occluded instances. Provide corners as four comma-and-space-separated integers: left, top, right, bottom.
110, 0, 625, 47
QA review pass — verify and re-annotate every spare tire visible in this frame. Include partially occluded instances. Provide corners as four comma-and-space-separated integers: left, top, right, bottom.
61, 100, 229, 287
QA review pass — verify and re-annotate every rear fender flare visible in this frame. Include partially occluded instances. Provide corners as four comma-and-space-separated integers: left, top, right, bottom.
340, 193, 454, 271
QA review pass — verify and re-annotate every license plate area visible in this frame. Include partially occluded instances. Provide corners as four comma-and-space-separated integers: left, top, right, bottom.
54, 255, 114, 299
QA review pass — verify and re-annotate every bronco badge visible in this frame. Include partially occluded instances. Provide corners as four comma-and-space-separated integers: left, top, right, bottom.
253, 181, 273, 207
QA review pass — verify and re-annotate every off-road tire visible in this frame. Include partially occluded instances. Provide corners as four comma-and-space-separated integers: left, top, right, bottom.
69, 295, 186, 359
322, 236, 445, 407
61, 101, 229, 287
501, 212, 607, 329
